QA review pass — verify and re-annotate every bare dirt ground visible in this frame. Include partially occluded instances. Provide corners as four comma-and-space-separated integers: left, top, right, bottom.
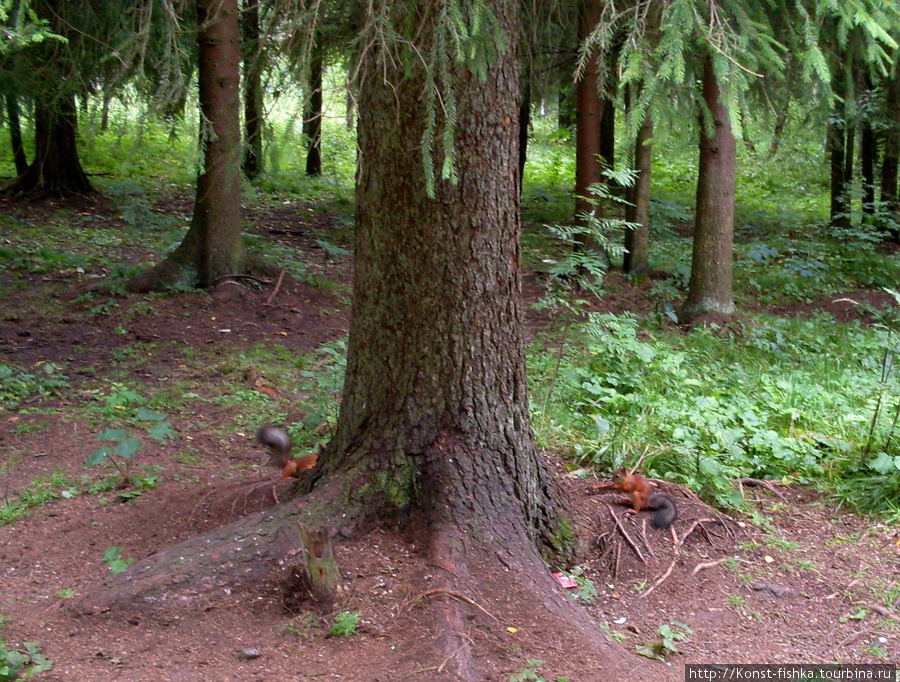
0, 195, 898, 680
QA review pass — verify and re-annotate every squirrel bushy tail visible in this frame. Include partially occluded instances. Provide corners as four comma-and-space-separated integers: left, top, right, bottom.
256, 425, 320, 478
646, 492, 678, 529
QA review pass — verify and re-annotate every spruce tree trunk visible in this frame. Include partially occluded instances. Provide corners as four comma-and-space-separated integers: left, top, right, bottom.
241, 0, 264, 180
74, 4, 643, 676
5, 94, 28, 176
303, 42, 323, 177
678, 56, 736, 323
880, 69, 900, 240
829, 75, 851, 229
624, 113, 652, 275
574, 0, 608, 263
127, 0, 244, 291
519, 72, 531, 196
861, 118, 876, 217
4, 94, 93, 197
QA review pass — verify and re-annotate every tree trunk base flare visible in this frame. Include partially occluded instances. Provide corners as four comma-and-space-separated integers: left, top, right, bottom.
3, 96, 94, 199
71, 447, 658, 681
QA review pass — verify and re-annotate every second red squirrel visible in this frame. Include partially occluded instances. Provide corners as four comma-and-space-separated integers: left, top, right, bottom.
257, 426, 321, 478
610, 467, 678, 529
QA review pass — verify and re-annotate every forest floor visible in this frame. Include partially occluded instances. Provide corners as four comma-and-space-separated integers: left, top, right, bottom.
0, 193, 898, 681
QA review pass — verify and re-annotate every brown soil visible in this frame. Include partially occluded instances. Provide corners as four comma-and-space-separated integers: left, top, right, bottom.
1, 196, 898, 681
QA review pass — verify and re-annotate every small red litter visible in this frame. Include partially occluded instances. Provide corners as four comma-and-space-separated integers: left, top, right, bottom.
553, 572, 578, 589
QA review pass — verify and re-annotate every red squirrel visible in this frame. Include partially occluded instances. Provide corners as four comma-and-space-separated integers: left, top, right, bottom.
256, 426, 321, 478
610, 467, 678, 529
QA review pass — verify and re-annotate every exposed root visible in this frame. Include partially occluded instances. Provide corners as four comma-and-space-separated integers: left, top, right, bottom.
642, 558, 678, 599
607, 504, 646, 564
737, 477, 787, 502
692, 557, 729, 575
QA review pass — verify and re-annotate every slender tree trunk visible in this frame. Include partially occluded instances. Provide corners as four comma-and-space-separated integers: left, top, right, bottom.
241, 0, 264, 179
303, 40, 323, 177
677, 56, 736, 323
574, 0, 608, 264
829, 77, 850, 229
624, 113, 652, 275
880, 68, 900, 240
5, 94, 28, 176
4, 94, 93, 197
600, 84, 615, 171
127, 0, 244, 291
519, 70, 531, 196
861, 118, 876, 217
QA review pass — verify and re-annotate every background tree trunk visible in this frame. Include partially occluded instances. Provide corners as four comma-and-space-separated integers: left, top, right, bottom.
678, 56, 736, 322
303, 41, 323, 177
861, 118, 876, 217
574, 0, 608, 264
5, 94, 28, 176
127, 0, 244, 291
241, 0, 264, 180
624, 113, 652, 275
4, 94, 92, 197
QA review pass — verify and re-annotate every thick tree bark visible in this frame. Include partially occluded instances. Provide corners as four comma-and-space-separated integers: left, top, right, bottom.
76, 3, 650, 678
624, 113, 652, 275
5, 94, 28, 176
241, 0, 264, 179
128, 0, 244, 292
678, 56, 736, 322
303, 40, 323, 177
4, 94, 93, 197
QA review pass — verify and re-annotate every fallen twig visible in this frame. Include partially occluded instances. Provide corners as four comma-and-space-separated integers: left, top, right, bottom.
405, 589, 498, 622
266, 266, 287, 305
642, 558, 677, 598
692, 558, 728, 575
607, 505, 646, 564
737, 477, 787, 501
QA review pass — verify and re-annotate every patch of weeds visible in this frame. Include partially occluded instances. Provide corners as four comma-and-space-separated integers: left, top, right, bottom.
764, 535, 799, 552
0, 362, 69, 408
329, 611, 360, 638
597, 623, 626, 643
634, 621, 692, 661
57, 589, 75, 599
85, 406, 175, 488
558, 566, 598, 603
102, 547, 134, 575
171, 452, 201, 465
10, 421, 49, 436
0, 469, 77, 526
728, 593, 748, 611
0, 638, 52, 680
508, 659, 569, 682
864, 644, 889, 660
278, 611, 318, 640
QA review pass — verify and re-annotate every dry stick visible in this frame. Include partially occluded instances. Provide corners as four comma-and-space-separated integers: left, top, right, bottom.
858, 603, 900, 625
678, 518, 719, 548
737, 477, 787, 502
642, 558, 677, 599
639, 518, 656, 559
607, 505, 647, 564
265, 266, 287, 305
613, 542, 621, 580
406, 589, 499, 622
829, 629, 871, 654
692, 557, 728, 575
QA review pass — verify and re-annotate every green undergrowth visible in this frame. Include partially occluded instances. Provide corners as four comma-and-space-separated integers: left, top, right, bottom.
529, 311, 900, 517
